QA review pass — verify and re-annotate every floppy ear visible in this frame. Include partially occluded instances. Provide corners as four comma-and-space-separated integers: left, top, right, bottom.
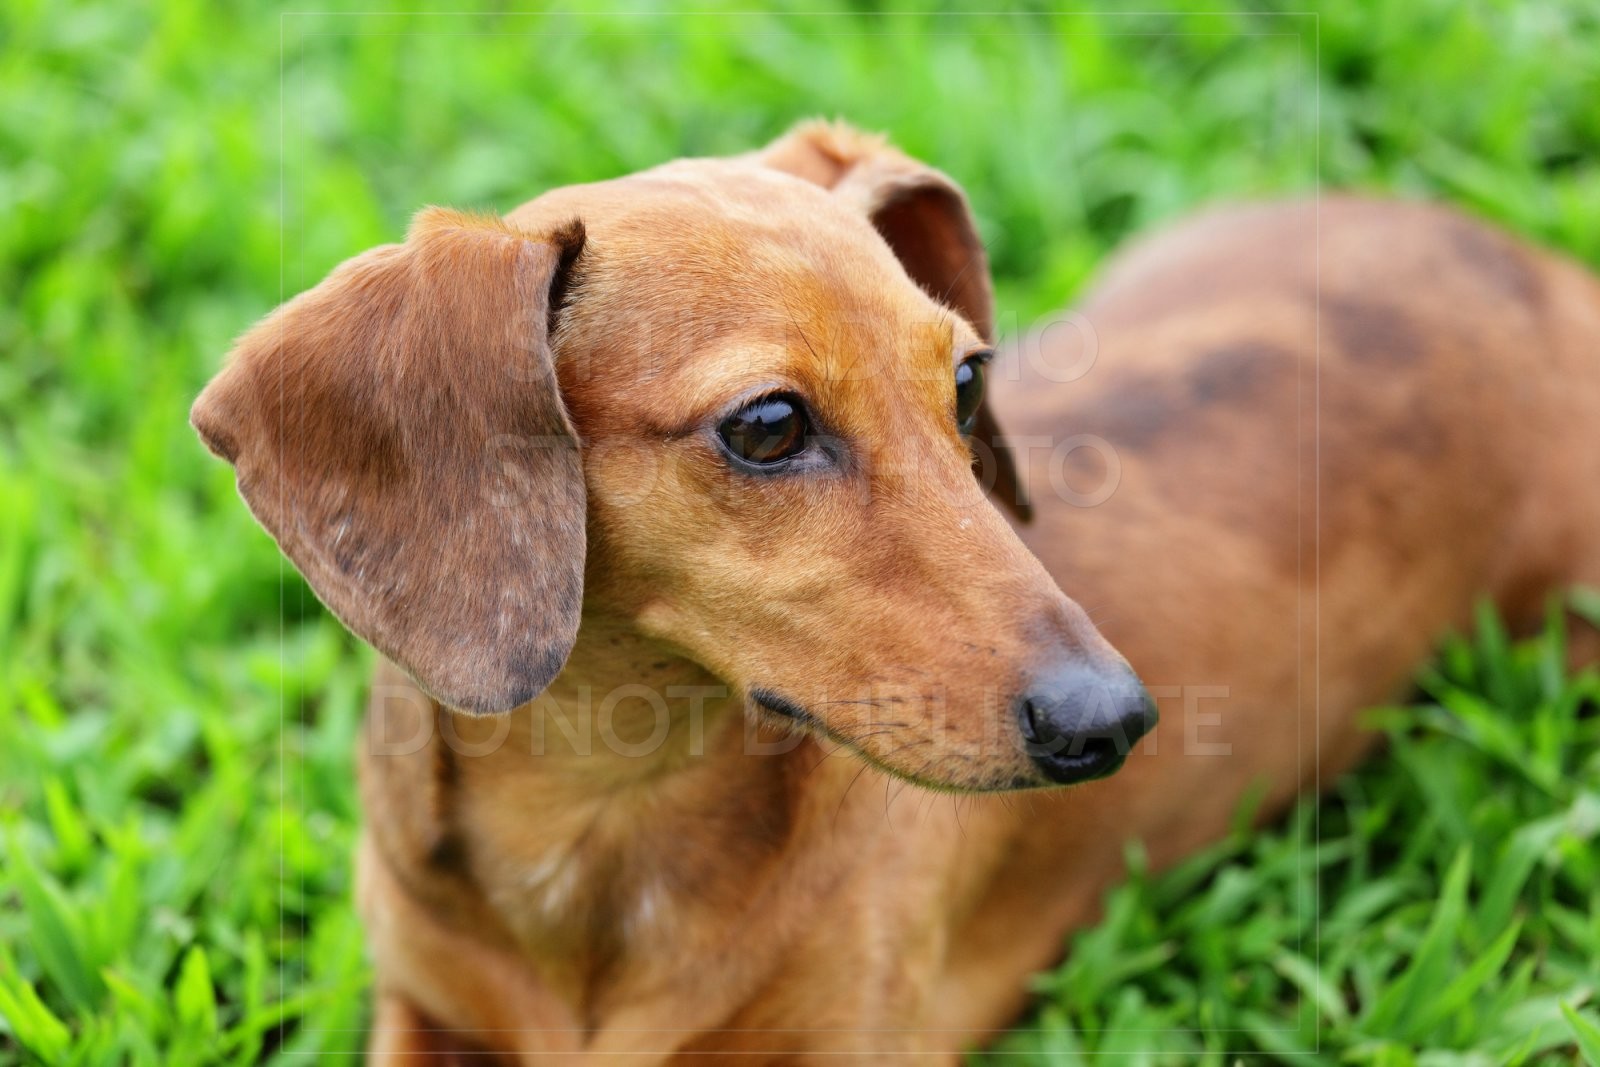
191, 208, 588, 714
756, 121, 1032, 522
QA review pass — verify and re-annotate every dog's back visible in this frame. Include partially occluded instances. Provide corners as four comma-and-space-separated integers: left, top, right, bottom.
1009, 196, 1600, 680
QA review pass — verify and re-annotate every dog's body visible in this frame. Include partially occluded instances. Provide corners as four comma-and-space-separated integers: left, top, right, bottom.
193, 126, 1600, 1063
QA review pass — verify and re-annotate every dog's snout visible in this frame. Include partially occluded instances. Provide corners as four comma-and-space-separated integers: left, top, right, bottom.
1016, 663, 1155, 785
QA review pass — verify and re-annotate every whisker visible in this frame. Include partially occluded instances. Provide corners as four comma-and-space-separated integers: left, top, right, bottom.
833, 762, 874, 829
951, 793, 968, 839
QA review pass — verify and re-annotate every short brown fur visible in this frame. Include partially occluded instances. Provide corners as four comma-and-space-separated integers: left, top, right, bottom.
193, 123, 1600, 1062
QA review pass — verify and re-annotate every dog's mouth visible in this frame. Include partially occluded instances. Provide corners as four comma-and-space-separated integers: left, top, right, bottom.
749, 687, 819, 728
747, 686, 1038, 794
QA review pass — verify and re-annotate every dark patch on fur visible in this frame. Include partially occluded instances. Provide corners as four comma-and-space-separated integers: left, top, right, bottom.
969, 402, 1034, 522
1185, 342, 1280, 403
1086, 340, 1291, 450
425, 832, 469, 874
492, 638, 574, 713
1087, 382, 1175, 450
1449, 218, 1542, 305
326, 511, 367, 576
1380, 413, 1447, 456
743, 757, 802, 855
433, 706, 461, 788
546, 218, 588, 339
426, 706, 467, 876
1321, 294, 1425, 366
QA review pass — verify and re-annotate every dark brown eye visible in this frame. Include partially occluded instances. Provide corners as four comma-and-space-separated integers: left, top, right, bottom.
955, 355, 987, 434
717, 394, 808, 466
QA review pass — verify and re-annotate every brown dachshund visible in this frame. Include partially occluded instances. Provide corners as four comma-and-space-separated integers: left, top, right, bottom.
191, 122, 1600, 1062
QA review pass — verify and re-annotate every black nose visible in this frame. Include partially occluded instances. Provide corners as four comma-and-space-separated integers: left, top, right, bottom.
1016, 662, 1155, 785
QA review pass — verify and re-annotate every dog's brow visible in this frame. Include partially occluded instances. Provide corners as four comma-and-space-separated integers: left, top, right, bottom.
955, 338, 990, 363
924, 304, 984, 362
671, 344, 801, 423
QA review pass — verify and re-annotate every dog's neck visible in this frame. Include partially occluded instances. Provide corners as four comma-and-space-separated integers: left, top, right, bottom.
430, 613, 869, 1019
365, 611, 1000, 1037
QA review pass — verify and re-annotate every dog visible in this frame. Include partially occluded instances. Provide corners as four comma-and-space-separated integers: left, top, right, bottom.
191, 121, 1600, 1062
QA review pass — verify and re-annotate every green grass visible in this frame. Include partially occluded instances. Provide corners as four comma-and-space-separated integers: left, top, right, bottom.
1, 2, 1598, 1063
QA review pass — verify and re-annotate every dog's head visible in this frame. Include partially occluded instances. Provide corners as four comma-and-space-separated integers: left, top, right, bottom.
192, 121, 1151, 790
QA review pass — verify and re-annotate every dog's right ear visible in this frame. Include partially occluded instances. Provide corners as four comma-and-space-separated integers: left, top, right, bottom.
756, 121, 1033, 522
191, 209, 588, 714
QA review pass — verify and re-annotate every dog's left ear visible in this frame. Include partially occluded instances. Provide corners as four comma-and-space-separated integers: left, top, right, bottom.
755, 120, 1032, 522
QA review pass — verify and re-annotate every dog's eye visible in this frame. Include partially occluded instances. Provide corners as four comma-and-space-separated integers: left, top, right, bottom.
718, 394, 808, 465
955, 354, 988, 434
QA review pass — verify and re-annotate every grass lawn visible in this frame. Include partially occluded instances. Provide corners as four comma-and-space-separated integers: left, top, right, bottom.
2, 2, 1599, 1063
